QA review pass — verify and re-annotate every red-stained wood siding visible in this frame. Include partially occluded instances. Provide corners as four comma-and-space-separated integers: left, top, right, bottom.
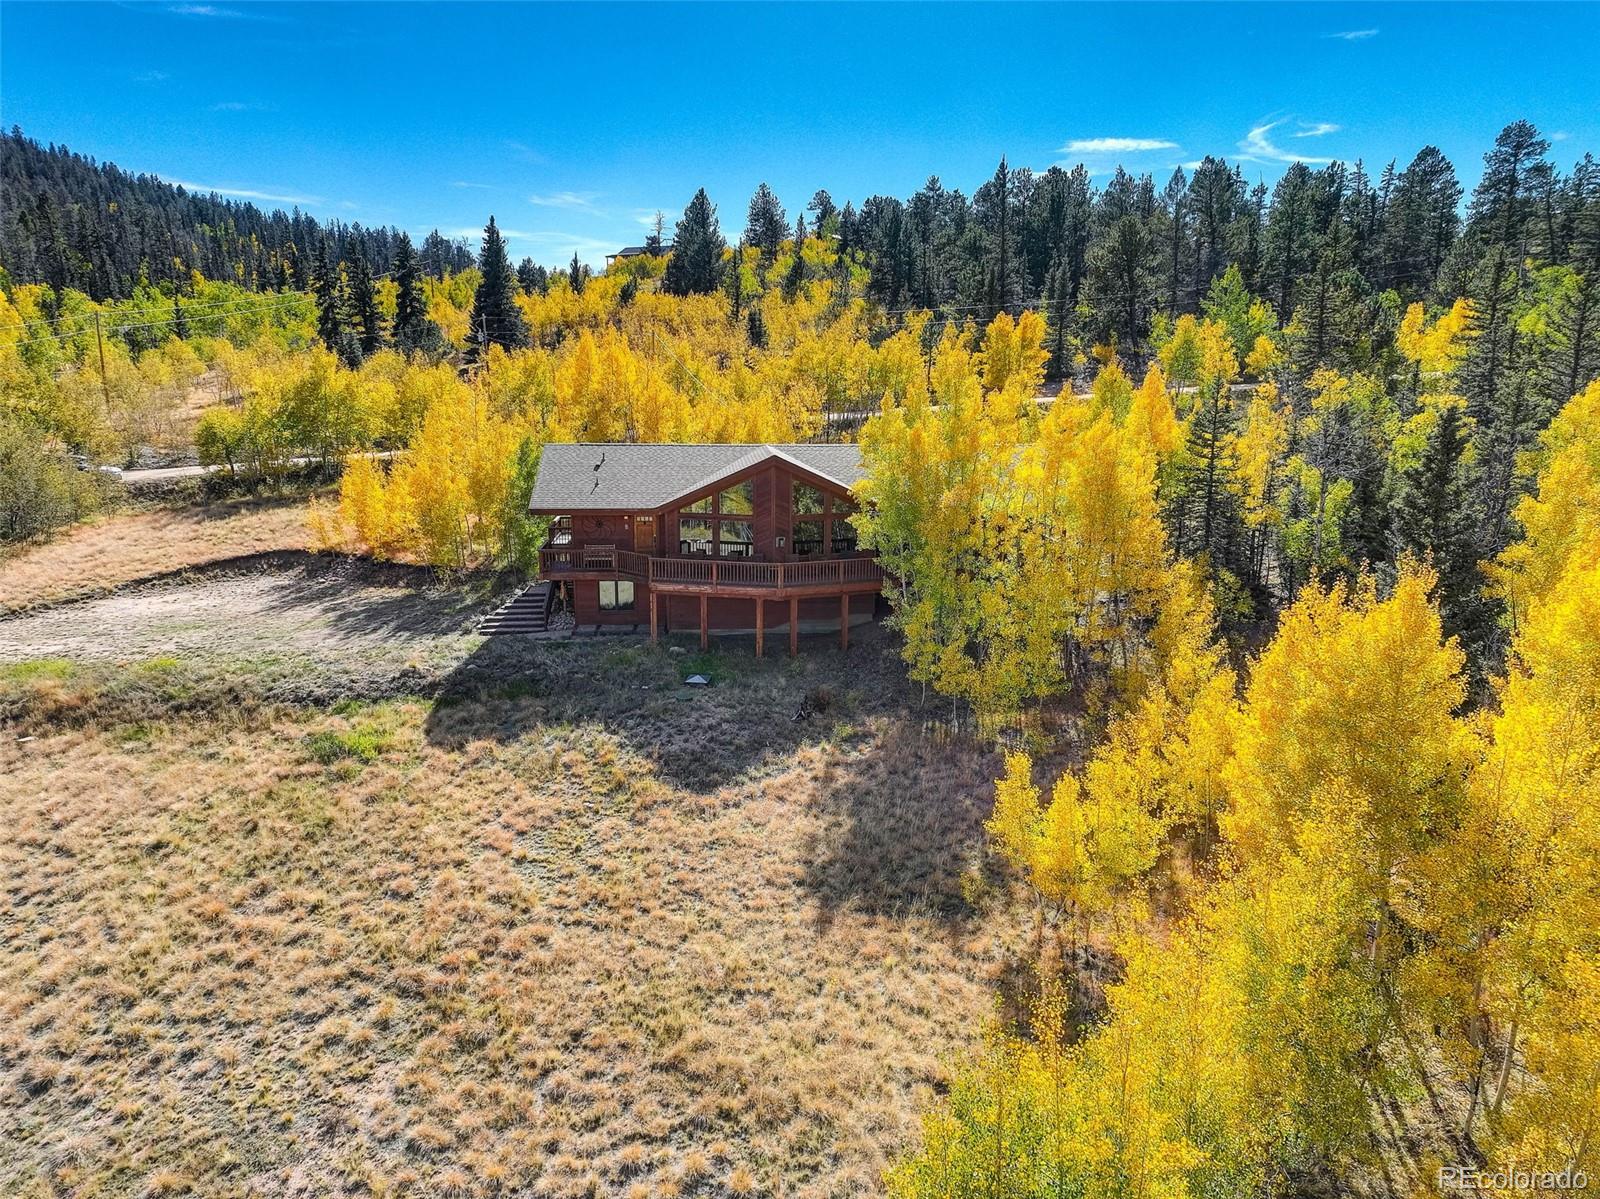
572, 513, 634, 548
663, 591, 873, 631
652, 462, 851, 562
555, 461, 872, 632
572, 579, 646, 625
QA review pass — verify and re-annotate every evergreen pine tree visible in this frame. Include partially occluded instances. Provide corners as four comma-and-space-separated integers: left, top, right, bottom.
570, 251, 584, 294
467, 216, 528, 359
746, 305, 768, 349
1467, 120, 1552, 255
663, 189, 726, 296
312, 238, 343, 349
346, 251, 382, 357
745, 182, 786, 263
392, 233, 426, 343
1044, 257, 1073, 380
1545, 154, 1600, 402
782, 215, 807, 299
807, 189, 838, 237
1460, 246, 1535, 548
976, 156, 1014, 317
172, 295, 189, 340
1394, 403, 1492, 649
725, 239, 745, 321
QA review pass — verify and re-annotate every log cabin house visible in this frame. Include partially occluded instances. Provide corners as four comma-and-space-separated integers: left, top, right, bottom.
526, 443, 885, 654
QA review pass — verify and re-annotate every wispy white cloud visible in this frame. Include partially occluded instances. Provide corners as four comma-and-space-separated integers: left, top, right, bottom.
451, 181, 492, 190
133, 69, 170, 84
170, 179, 323, 205
1325, 28, 1378, 40
168, 4, 246, 17
446, 225, 536, 242
1238, 120, 1332, 165
211, 100, 274, 112
1292, 122, 1341, 138
528, 190, 602, 213
517, 230, 621, 263
1059, 136, 1178, 155
1551, 130, 1571, 143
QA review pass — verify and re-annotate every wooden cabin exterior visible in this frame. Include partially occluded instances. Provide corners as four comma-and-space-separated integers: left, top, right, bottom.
527, 443, 884, 653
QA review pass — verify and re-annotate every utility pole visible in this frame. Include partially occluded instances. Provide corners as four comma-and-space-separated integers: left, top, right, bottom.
93, 311, 111, 412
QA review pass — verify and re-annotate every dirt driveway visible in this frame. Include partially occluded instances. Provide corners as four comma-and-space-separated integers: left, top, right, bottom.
0, 554, 487, 675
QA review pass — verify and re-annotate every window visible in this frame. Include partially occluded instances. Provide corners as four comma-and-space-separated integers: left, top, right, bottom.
679, 481, 759, 557
549, 515, 573, 545
599, 581, 635, 611
678, 517, 713, 555
717, 520, 754, 557
718, 481, 755, 515
789, 484, 860, 556
792, 519, 825, 557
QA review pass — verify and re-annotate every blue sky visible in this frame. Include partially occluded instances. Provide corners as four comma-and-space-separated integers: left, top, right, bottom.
3, 2, 1597, 267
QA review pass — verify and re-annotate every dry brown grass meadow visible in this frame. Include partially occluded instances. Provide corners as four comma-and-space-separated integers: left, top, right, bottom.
0, 498, 313, 613
0, 577, 1020, 1199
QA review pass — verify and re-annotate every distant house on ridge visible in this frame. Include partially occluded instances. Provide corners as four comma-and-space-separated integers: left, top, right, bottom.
604, 242, 675, 266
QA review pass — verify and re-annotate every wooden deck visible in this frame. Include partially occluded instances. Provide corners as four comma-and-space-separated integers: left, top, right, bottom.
537, 546, 885, 597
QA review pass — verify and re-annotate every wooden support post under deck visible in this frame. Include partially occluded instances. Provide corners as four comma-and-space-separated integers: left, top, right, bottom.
699, 594, 709, 651
839, 593, 849, 651
649, 590, 659, 645
755, 598, 765, 658
789, 596, 799, 657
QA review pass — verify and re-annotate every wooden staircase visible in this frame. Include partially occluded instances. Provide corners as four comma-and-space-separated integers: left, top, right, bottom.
478, 581, 554, 636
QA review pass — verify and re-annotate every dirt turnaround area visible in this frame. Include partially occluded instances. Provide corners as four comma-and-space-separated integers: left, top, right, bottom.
0, 555, 1016, 1199
0, 552, 483, 673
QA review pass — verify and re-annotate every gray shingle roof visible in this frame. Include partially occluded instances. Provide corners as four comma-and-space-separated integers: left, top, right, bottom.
528, 443, 865, 512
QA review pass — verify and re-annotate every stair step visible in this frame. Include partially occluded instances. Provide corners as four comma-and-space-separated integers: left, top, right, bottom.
478, 581, 555, 635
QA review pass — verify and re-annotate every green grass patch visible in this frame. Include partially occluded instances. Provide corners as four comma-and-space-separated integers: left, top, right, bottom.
1, 658, 78, 683
305, 727, 391, 766
678, 648, 737, 685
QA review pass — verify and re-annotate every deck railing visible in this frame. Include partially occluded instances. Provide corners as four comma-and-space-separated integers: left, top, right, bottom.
537, 546, 883, 592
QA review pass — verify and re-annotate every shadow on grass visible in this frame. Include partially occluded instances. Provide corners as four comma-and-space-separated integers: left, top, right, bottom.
420, 622, 917, 791
252, 554, 499, 640
799, 718, 1002, 933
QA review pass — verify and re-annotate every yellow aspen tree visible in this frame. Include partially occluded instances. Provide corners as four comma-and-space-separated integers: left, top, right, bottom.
1088, 359, 1133, 420
1231, 382, 1290, 533
1397, 298, 1475, 379
978, 310, 1049, 400
1420, 403, 1600, 1162
1485, 378, 1600, 631
1126, 363, 1181, 462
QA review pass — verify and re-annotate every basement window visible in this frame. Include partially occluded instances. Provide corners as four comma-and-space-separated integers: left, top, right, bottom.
599, 581, 636, 611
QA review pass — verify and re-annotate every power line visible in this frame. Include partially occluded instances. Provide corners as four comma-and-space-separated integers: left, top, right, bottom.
0, 289, 311, 332
6, 294, 308, 349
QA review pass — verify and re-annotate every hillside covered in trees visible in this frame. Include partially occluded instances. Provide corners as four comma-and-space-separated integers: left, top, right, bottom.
0, 128, 476, 299
5, 120, 1594, 654
3, 112, 1600, 1198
